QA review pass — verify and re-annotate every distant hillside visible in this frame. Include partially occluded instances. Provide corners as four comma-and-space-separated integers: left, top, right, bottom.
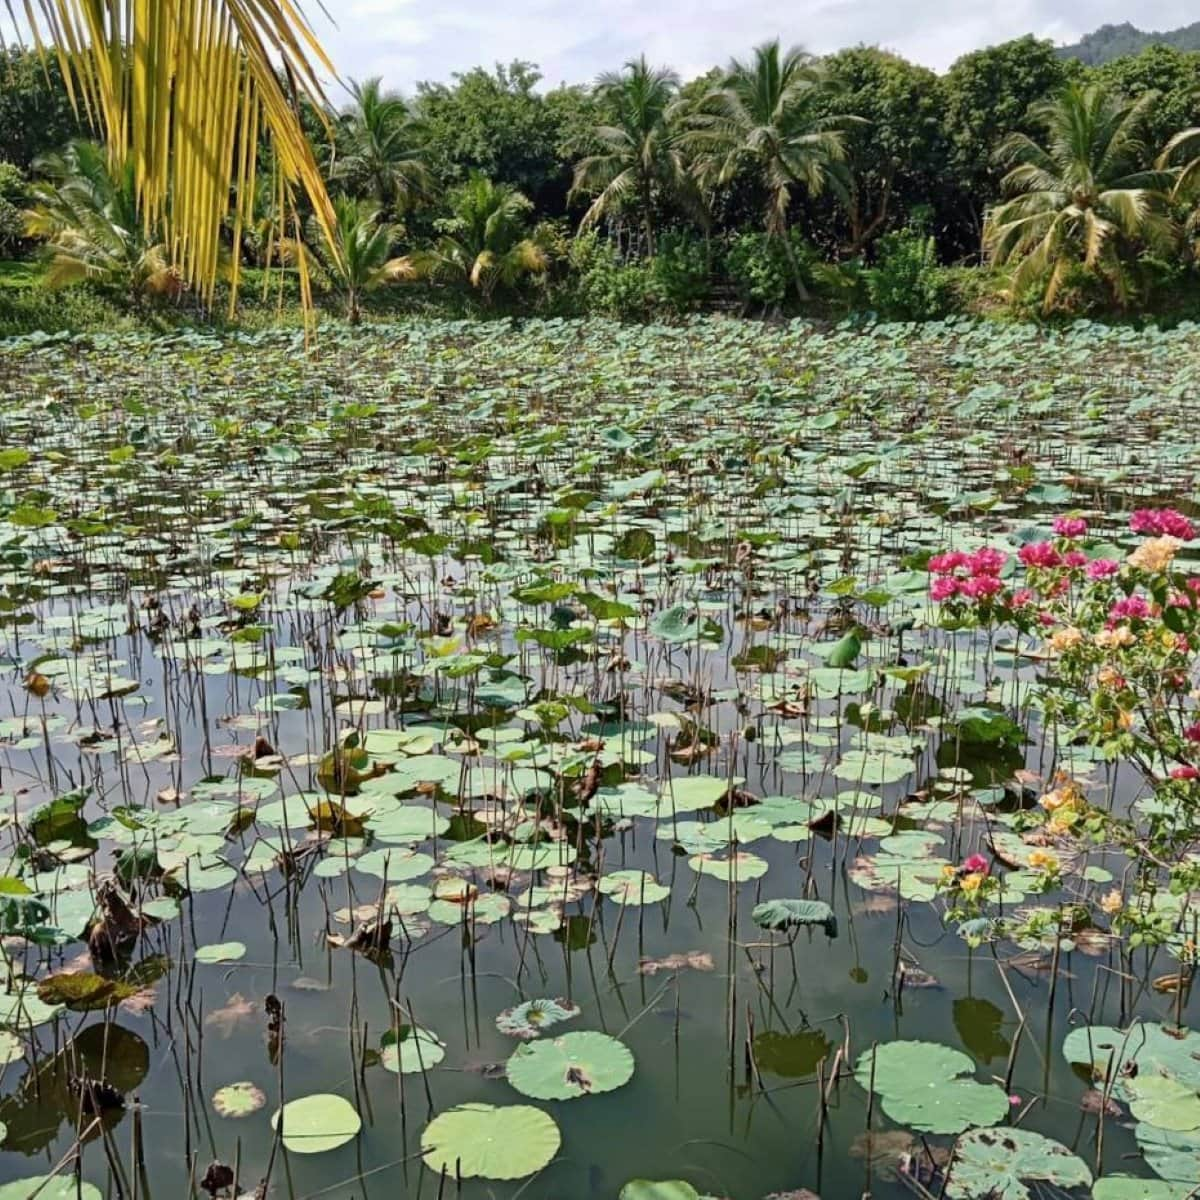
1057, 21, 1200, 64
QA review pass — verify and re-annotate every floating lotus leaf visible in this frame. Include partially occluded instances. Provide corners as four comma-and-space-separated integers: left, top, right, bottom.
421, 1102, 560, 1180
945, 1127, 1092, 1200
598, 870, 670, 905
1092, 1178, 1191, 1198
36, 972, 138, 1010
752, 899, 837, 938
381, 1026, 446, 1074
687, 851, 769, 881
0, 1179, 102, 1200
1127, 1075, 1200, 1132
659, 775, 739, 812
619, 1184, 701, 1200
854, 1041, 1009, 1134
506, 1030, 634, 1100
194, 942, 245, 964
212, 1081, 265, 1118
496, 998, 581, 1040
1136, 1123, 1200, 1185
834, 749, 913, 786
271, 1093, 361, 1154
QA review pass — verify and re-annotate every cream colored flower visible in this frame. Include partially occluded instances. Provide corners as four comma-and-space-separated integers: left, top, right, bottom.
1095, 625, 1135, 650
1096, 666, 1124, 690
1099, 890, 1123, 916
1128, 536, 1181, 573
1028, 849, 1059, 872
1048, 626, 1084, 654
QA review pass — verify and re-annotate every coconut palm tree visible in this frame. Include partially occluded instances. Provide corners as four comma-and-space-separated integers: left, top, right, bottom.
985, 84, 1177, 313
299, 197, 411, 324
398, 175, 547, 304
333, 78, 433, 217
1158, 126, 1200, 243
25, 140, 180, 300
9, 3, 339, 309
686, 40, 853, 299
570, 57, 702, 256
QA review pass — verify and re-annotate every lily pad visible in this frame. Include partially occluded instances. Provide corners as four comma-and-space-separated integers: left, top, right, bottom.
421, 1102, 560, 1180
271, 1093, 361, 1154
945, 1127, 1092, 1200
213, 1081, 266, 1118
506, 1031, 634, 1100
496, 998, 581, 1040
752, 899, 837, 937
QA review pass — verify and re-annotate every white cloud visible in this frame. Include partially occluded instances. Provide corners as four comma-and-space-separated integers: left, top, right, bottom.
316, 0, 1197, 93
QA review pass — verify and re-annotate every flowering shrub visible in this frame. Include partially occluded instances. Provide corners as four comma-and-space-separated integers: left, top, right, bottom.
928, 507, 1200, 896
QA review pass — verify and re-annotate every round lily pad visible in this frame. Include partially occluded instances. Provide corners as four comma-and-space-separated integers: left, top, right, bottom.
381, 1026, 446, 1074
271, 1093, 361, 1154
619, 1184, 701, 1200
598, 870, 669, 905
945, 1127, 1092, 1199
496, 998, 581, 1040
506, 1030, 634, 1100
213, 1081, 266, 1118
687, 851, 768, 881
421, 1102, 560, 1180
195, 942, 246, 964
0, 1180, 102, 1200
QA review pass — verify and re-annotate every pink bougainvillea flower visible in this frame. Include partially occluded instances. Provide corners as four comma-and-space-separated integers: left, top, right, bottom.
929, 551, 968, 574
1018, 541, 1061, 569
961, 854, 989, 874
968, 547, 1007, 576
1108, 595, 1150, 622
1130, 508, 1196, 541
1053, 516, 1088, 538
1184, 722, 1200, 744
1011, 588, 1035, 607
1086, 558, 1120, 580
961, 575, 1003, 600
1063, 550, 1088, 569
930, 577, 959, 602
1171, 765, 1199, 781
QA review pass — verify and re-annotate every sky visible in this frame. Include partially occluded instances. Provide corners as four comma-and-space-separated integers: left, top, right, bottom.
318, 0, 1196, 99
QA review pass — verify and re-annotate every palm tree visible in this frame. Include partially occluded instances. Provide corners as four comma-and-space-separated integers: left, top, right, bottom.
985, 84, 1177, 312
399, 175, 548, 304
25, 140, 180, 300
1158, 126, 1200, 242
298, 197, 411, 324
570, 57, 702, 256
333, 78, 433, 217
686, 41, 853, 299
9, 3, 339, 309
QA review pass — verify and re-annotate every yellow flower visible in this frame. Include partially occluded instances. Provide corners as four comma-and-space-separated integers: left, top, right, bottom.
940, 864, 956, 881
1096, 666, 1124, 690
1040, 788, 1066, 812
1128, 536, 1181, 573
960, 873, 985, 894
1028, 849, 1059, 872
1048, 626, 1084, 654
1099, 890, 1123, 916
1118, 709, 1136, 731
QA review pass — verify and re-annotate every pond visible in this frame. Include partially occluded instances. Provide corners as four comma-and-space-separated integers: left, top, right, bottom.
0, 316, 1196, 1200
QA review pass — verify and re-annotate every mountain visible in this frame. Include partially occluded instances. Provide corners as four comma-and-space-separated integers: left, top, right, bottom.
1057, 21, 1200, 65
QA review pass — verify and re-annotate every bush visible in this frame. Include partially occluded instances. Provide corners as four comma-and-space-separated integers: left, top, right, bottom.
568, 232, 656, 320
865, 227, 950, 321
723, 230, 819, 309
650, 231, 710, 313
0, 162, 27, 254
0, 283, 128, 337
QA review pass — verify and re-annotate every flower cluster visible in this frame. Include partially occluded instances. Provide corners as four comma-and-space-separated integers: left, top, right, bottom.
1130, 508, 1195, 540
937, 853, 999, 918
928, 548, 1008, 603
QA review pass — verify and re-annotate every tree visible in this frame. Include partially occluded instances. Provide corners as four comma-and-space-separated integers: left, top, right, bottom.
940, 37, 1067, 256
570, 56, 701, 256
24, 140, 179, 299
984, 83, 1176, 312
333, 78, 433, 218
817, 47, 946, 255
687, 40, 851, 298
9, 3, 340, 307
302, 196, 410, 324
1094, 46, 1200, 154
399, 174, 548, 303
0, 49, 79, 171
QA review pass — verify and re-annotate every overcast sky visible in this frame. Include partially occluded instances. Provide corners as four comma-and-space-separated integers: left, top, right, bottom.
317, 1, 1195, 98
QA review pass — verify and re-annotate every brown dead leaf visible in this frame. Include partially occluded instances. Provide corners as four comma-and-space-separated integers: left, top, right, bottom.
638, 950, 715, 975
205, 993, 257, 1037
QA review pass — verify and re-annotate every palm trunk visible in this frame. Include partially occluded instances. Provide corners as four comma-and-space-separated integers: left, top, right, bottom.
641, 176, 655, 258
777, 219, 810, 303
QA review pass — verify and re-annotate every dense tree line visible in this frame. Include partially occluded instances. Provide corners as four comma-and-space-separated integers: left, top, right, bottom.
3, 34, 1200, 321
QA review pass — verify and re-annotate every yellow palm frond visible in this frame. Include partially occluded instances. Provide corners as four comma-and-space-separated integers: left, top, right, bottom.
12, 1, 340, 311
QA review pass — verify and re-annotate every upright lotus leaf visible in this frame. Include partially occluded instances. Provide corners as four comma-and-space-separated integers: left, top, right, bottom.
752, 899, 837, 938
820, 630, 862, 668
945, 1127, 1092, 1200
854, 1041, 1009, 1135
506, 1031, 634, 1100
496, 998, 581, 1040
271, 1093, 361, 1154
421, 1102, 560, 1180
381, 1025, 446, 1074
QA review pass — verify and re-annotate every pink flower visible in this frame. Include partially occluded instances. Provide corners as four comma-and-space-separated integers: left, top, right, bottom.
961, 854, 989, 874
1038, 611, 1056, 627
1063, 550, 1088, 569
1086, 559, 1120, 580
1011, 588, 1036, 607
968, 547, 1007, 577
1131, 508, 1196, 541
929, 551, 968, 575
930, 577, 960, 602
1171, 765, 1199, 781
1053, 516, 1088, 538
1184, 722, 1200, 744
1018, 541, 1061, 569
1109, 595, 1150, 622
961, 575, 1004, 600
1009, 1095, 1022, 1108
